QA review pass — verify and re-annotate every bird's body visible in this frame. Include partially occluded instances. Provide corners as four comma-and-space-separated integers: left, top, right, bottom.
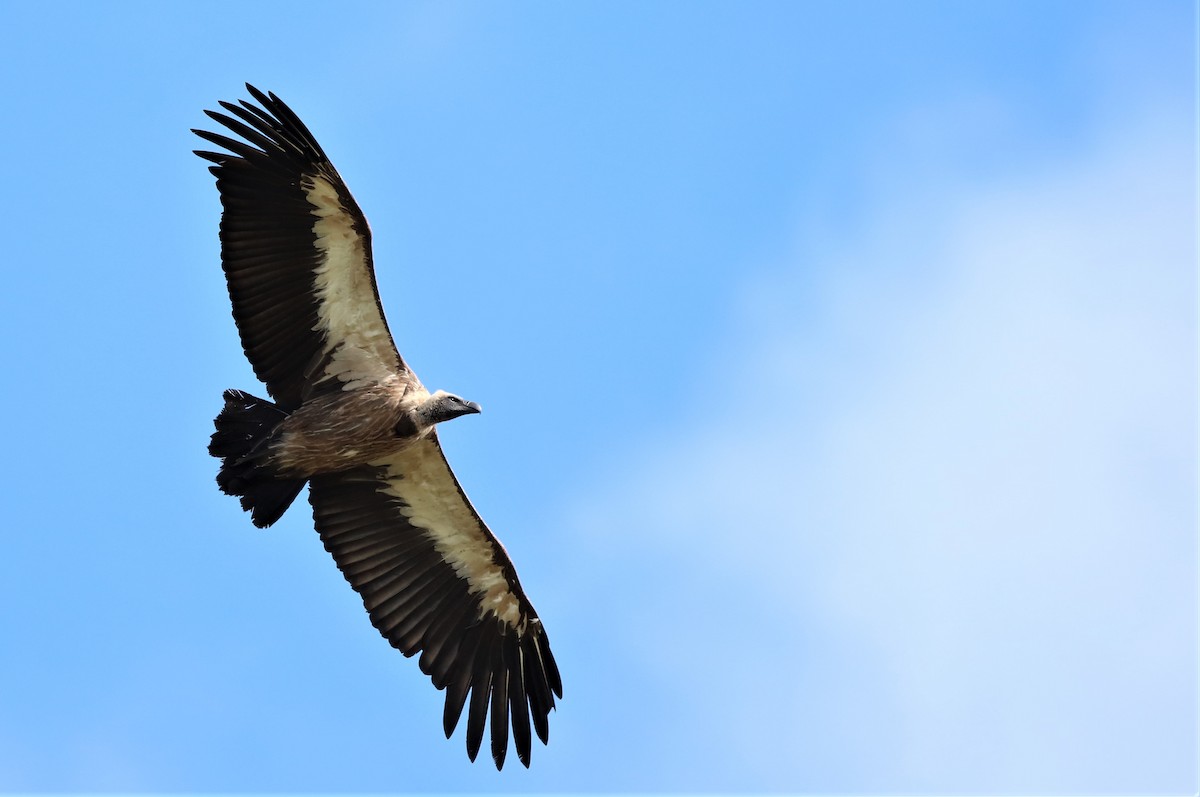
271, 378, 419, 473
194, 85, 560, 770
244, 379, 450, 475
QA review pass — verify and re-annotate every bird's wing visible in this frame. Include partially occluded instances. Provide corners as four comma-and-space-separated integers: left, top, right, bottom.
307, 433, 562, 769
194, 84, 410, 409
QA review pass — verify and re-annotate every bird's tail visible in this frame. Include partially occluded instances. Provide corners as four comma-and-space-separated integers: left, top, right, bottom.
209, 389, 305, 528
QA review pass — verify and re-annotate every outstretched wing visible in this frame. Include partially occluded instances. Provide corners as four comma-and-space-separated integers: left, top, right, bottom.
308, 434, 563, 769
194, 84, 410, 409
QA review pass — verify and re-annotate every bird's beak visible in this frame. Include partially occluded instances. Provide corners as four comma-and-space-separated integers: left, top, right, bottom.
464, 401, 482, 414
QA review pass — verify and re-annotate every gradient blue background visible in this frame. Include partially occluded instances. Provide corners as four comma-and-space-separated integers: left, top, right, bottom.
0, 1, 1195, 792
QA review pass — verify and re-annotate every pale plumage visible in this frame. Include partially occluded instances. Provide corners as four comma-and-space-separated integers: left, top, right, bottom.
195, 84, 561, 769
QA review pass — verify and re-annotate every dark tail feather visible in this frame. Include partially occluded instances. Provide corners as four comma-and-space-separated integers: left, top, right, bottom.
209, 389, 305, 528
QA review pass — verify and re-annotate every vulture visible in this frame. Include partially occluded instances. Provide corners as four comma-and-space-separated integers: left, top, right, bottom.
194, 84, 561, 769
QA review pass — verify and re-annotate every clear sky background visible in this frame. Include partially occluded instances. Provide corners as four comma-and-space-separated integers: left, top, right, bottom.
0, 1, 1194, 793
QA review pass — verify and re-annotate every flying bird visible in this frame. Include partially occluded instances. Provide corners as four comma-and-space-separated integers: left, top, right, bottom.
194, 84, 561, 769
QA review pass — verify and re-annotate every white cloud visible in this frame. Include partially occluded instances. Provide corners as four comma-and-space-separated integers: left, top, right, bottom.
562, 102, 1196, 792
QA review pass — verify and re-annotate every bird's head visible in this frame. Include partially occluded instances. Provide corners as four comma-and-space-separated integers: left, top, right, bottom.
419, 390, 482, 426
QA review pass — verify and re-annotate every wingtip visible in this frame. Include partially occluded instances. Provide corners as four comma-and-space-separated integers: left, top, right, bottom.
466, 735, 482, 763
244, 82, 271, 107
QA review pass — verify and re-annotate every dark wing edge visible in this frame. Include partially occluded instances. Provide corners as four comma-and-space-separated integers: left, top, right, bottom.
194, 84, 406, 408
307, 436, 562, 769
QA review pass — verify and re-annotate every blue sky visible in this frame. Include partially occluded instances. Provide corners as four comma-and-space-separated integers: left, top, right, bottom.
0, 1, 1194, 792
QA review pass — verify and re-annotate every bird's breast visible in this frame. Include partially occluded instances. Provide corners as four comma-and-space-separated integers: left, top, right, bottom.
270, 383, 420, 476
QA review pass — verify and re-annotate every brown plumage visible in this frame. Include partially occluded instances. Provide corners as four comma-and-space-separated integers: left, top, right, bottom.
195, 84, 561, 769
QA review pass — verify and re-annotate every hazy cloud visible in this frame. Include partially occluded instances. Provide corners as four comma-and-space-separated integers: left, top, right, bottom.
565, 101, 1196, 792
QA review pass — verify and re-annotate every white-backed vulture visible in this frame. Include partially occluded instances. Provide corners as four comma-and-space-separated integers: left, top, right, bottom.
194, 85, 561, 770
